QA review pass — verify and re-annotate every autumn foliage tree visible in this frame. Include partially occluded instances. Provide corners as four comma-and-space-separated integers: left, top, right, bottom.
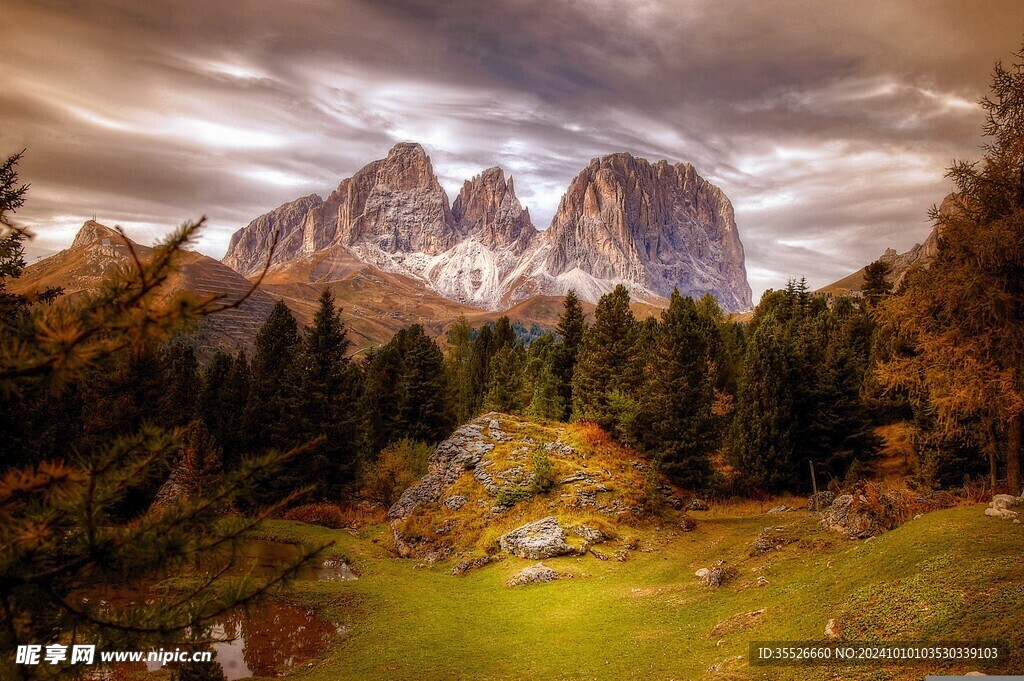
874, 45, 1024, 494
0, 152, 324, 680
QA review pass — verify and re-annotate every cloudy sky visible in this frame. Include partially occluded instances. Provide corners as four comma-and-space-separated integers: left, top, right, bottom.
2, 0, 1022, 298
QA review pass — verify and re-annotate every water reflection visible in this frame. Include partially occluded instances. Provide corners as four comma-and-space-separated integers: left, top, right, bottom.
230, 540, 358, 582
210, 602, 342, 679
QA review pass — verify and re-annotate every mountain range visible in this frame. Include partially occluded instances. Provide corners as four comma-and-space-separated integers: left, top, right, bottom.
223, 142, 753, 311
13, 143, 754, 353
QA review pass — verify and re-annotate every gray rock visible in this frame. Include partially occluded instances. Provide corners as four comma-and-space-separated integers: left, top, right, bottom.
686, 498, 709, 512
767, 504, 795, 513
990, 494, 1020, 510
508, 562, 561, 587
984, 506, 1019, 519
702, 565, 737, 588
679, 515, 697, 532
451, 555, 500, 576
443, 495, 468, 511
808, 491, 835, 511
572, 524, 607, 544
498, 517, 572, 559
820, 494, 880, 539
388, 418, 496, 520
752, 527, 796, 553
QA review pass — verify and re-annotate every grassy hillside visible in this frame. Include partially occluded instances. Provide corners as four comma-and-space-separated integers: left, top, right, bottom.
251, 502, 1023, 680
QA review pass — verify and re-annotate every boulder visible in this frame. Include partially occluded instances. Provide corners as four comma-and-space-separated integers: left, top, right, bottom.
808, 491, 835, 511
820, 494, 881, 539
990, 494, 1020, 510
679, 515, 697, 532
498, 517, 572, 559
508, 562, 562, 587
767, 504, 795, 514
572, 524, 607, 544
686, 498, 709, 511
984, 506, 1019, 519
702, 564, 737, 588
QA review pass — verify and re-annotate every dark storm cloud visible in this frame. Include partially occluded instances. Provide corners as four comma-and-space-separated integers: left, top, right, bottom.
2, 0, 1022, 297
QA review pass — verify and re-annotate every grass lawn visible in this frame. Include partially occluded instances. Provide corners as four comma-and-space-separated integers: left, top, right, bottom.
248, 504, 1023, 680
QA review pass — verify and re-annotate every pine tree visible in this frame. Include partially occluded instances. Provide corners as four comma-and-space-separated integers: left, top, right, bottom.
552, 290, 585, 419
861, 260, 892, 304
728, 313, 796, 492
398, 324, 455, 443
246, 301, 300, 454
444, 316, 476, 423
291, 289, 359, 499
571, 285, 642, 436
483, 343, 525, 414
637, 292, 717, 488
466, 323, 494, 415
525, 334, 565, 420
162, 341, 200, 427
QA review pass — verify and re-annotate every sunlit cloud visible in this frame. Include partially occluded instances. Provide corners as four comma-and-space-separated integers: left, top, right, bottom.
1, 0, 1020, 301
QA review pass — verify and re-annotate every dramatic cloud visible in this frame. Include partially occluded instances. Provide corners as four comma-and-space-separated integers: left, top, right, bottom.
2, 0, 1021, 298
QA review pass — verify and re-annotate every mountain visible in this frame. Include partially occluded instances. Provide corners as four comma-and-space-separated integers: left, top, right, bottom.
10, 221, 278, 355
522, 152, 751, 310
223, 143, 752, 311
818, 198, 948, 297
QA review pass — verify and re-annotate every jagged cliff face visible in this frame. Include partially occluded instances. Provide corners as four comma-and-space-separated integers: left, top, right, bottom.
222, 143, 753, 311
223, 194, 323, 275
530, 154, 751, 309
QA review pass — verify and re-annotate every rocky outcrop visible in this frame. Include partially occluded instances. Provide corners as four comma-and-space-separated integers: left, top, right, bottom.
452, 167, 536, 254
388, 417, 497, 520
820, 494, 882, 539
223, 194, 323, 276
387, 413, 662, 560
498, 517, 572, 559
222, 143, 753, 312
528, 153, 751, 310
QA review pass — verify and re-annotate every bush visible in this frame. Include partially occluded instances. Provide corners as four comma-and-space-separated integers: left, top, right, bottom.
360, 439, 433, 507
495, 486, 532, 507
529, 449, 555, 494
282, 503, 345, 529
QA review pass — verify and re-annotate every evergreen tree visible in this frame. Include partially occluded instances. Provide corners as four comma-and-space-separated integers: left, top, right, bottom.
291, 289, 359, 499
466, 323, 495, 415
246, 301, 300, 453
637, 292, 717, 488
444, 316, 476, 423
483, 343, 525, 414
552, 290, 586, 419
398, 324, 455, 443
861, 259, 892, 304
525, 334, 565, 420
571, 285, 642, 436
162, 341, 200, 427
728, 314, 796, 492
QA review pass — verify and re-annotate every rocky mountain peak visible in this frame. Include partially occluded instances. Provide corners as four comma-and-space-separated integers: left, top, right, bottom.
539, 152, 751, 310
452, 166, 536, 253
221, 143, 752, 312
331, 141, 458, 257
71, 220, 122, 249
223, 193, 323, 276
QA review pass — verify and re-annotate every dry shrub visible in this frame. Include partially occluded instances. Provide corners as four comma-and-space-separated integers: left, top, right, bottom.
360, 439, 433, 507
283, 503, 346, 529
845, 479, 972, 531
335, 503, 387, 527
572, 421, 613, 451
